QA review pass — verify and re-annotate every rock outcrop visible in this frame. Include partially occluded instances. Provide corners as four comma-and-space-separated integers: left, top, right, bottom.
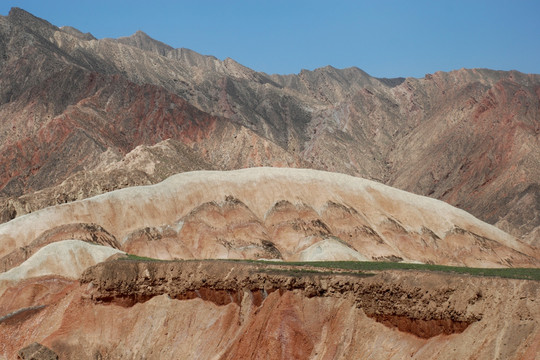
17, 342, 58, 360
80, 260, 485, 334
0, 259, 537, 359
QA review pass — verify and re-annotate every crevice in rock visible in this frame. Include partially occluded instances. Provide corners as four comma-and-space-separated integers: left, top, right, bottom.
0, 305, 46, 325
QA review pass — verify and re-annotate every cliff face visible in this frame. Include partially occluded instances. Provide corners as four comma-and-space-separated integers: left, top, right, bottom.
80, 260, 484, 334
0, 9, 538, 243
0, 259, 538, 359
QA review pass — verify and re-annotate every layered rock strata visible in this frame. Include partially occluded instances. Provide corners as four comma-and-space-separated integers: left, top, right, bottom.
0, 259, 537, 359
81, 259, 483, 339
1, 168, 537, 267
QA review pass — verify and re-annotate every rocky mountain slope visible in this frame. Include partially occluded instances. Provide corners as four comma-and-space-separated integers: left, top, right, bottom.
0, 259, 538, 359
0, 8, 539, 358
0, 8, 538, 246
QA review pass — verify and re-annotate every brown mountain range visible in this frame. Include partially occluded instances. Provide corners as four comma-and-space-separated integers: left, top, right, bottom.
0, 8, 539, 359
0, 168, 538, 359
0, 8, 539, 245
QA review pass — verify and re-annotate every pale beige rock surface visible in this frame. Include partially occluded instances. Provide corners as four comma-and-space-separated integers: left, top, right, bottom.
0, 240, 123, 297
0, 168, 537, 267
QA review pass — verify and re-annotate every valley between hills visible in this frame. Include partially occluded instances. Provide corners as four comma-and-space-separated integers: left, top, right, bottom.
0, 8, 538, 360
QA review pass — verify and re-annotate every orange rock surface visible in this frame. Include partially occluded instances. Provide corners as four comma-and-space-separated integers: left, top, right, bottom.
0, 260, 537, 359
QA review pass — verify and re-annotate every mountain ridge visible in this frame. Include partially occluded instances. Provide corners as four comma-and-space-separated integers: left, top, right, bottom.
0, 7, 538, 245
0, 9, 539, 359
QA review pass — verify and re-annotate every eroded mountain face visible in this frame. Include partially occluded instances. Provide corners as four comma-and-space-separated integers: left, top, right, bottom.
0, 259, 538, 360
0, 8, 538, 244
1, 168, 536, 359
1, 168, 537, 270
0, 9, 539, 359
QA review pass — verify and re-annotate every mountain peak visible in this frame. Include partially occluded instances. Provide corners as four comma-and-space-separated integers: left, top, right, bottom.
117, 30, 173, 56
132, 30, 149, 37
8, 7, 29, 17
7, 7, 56, 31
60, 26, 96, 41
127, 30, 152, 41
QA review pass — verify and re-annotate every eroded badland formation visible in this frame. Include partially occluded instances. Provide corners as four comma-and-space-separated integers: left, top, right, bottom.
0, 8, 538, 359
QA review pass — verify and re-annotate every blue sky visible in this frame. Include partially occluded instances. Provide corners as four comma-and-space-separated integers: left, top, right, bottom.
1, 1, 539, 78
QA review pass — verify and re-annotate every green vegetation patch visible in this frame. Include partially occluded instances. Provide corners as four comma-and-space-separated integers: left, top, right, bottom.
260, 267, 374, 278
116, 256, 540, 280
121, 254, 163, 262
231, 260, 540, 281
